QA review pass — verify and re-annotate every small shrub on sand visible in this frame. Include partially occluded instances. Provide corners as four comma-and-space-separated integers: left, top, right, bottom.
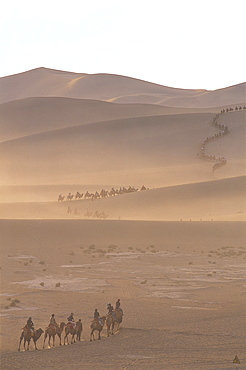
55, 282, 61, 288
9, 301, 16, 307
39, 261, 46, 265
108, 245, 117, 252
40, 282, 44, 286
141, 279, 147, 284
4, 305, 10, 309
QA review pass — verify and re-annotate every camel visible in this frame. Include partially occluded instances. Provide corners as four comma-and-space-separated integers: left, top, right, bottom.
67, 193, 74, 201
90, 316, 106, 341
58, 194, 65, 201
43, 322, 65, 348
64, 321, 81, 345
114, 308, 123, 331
106, 313, 116, 337
75, 191, 83, 200
18, 327, 44, 351
84, 191, 92, 199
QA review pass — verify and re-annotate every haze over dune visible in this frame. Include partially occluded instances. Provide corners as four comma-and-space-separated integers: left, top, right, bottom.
0, 69, 245, 220
0, 68, 245, 369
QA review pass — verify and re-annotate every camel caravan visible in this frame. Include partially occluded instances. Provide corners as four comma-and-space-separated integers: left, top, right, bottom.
18, 299, 124, 351
199, 105, 245, 172
58, 185, 148, 203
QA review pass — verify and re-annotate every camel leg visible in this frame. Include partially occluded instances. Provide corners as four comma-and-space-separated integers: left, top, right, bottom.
58, 333, 62, 346
26, 339, 30, 351
98, 330, 101, 340
43, 333, 47, 349
18, 333, 24, 351
71, 334, 75, 344
90, 329, 94, 341
34, 340, 38, 350
53, 335, 55, 347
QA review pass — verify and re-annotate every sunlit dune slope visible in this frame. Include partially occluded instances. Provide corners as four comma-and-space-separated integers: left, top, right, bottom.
0, 68, 245, 108
0, 97, 214, 142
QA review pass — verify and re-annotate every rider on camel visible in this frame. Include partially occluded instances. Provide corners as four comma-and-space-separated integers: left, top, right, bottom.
67, 312, 76, 329
107, 303, 117, 320
94, 309, 100, 320
115, 298, 124, 315
115, 299, 121, 309
107, 303, 113, 314
94, 308, 103, 325
26, 317, 34, 336
49, 314, 59, 329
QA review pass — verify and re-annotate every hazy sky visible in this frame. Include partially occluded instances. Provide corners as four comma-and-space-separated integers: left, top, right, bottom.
1, 0, 245, 89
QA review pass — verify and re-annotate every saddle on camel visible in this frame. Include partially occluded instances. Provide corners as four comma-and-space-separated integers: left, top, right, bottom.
25, 317, 35, 336
48, 314, 59, 332
107, 302, 118, 320
93, 308, 104, 326
66, 313, 76, 329
115, 299, 124, 315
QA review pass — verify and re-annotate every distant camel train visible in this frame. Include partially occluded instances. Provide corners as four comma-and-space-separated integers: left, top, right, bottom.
57, 185, 148, 202
199, 105, 243, 171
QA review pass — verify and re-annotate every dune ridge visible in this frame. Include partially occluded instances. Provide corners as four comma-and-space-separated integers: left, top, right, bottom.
0, 68, 245, 107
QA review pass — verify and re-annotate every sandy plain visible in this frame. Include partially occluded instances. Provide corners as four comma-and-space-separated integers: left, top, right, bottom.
0, 69, 245, 370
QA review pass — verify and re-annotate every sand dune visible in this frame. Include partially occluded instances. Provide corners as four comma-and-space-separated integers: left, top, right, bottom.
0, 68, 245, 369
0, 68, 245, 108
1, 110, 245, 187
0, 113, 224, 183
0, 97, 214, 142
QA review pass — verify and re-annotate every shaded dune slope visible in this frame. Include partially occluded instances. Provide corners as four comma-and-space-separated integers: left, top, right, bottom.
0, 97, 213, 142
0, 113, 215, 185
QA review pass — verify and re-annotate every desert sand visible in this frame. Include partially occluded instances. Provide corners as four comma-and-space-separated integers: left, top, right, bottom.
0, 68, 245, 370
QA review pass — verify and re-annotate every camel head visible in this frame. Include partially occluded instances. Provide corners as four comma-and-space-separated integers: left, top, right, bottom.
34, 328, 44, 340
60, 322, 66, 331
